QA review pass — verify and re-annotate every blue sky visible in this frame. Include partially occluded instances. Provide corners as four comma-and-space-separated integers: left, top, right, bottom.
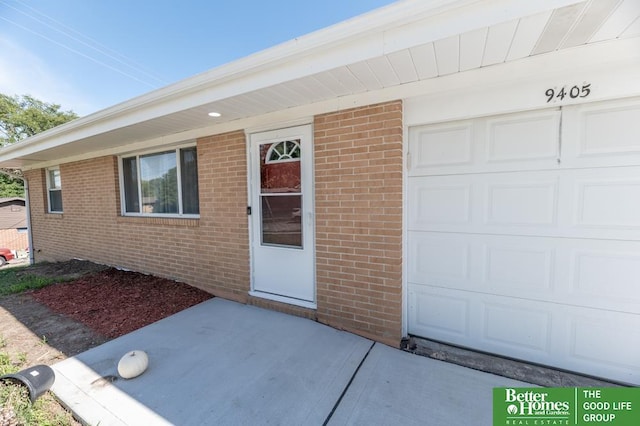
0, 0, 396, 116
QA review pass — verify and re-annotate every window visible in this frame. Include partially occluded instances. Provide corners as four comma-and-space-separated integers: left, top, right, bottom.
265, 140, 300, 163
120, 146, 199, 217
46, 167, 63, 213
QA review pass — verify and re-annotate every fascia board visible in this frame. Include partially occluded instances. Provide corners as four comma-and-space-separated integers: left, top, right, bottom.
0, 0, 584, 167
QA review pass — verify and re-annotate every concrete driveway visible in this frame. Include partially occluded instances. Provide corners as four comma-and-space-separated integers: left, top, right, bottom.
52, 298, 529, 425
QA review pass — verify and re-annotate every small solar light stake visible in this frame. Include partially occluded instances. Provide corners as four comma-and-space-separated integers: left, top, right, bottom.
0, 364, 55, 403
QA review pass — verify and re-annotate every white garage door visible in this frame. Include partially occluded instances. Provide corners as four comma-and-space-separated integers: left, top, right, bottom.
407, 97, 640, 385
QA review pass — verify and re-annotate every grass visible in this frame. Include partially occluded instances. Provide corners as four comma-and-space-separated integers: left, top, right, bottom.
0, 266, 65, 297
0, 340, 75, 425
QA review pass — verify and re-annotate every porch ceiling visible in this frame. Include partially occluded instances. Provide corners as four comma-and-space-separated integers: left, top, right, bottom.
1, 0, 638, 170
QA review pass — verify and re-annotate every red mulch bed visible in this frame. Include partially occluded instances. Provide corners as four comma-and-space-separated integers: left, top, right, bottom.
31, 268, 213, 338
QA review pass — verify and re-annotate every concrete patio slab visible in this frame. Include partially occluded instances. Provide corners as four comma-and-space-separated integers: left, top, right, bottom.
328, 343, 531, 425
52, 297, 534, 425
52, 298, 372, 425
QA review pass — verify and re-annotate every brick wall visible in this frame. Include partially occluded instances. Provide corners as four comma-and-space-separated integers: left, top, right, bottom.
25, 130, 250, 301
195, 130, 250, 299
314, 100, 403, 346
24, 101, 404, 346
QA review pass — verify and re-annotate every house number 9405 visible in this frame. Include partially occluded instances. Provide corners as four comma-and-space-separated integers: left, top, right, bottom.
545, 83, 591, 103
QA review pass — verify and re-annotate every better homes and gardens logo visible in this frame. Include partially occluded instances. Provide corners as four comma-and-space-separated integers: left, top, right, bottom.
496, 387, 573, 425
493, 387, 639, 426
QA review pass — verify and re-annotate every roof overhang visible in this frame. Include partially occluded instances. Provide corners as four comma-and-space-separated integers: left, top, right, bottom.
1, 0, 639, 170
0, 197, 25, 204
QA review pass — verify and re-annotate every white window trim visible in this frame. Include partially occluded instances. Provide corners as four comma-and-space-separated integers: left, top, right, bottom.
118, 144, 200, 219
46, 166, 63, 214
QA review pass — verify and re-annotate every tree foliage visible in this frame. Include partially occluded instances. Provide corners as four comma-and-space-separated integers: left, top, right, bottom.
0, 93, 78, 197
0, 94, 78, 146
0, 174, 24, 198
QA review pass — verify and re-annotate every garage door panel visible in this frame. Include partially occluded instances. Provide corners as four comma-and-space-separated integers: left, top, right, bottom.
409, 286, 557, 364
408, 233, 471, 286
486, 111, 559, 163
410, 169, 640, 240
486, 180, 558, 226
581, 105, 640, 154
409, 173, 561, 235
409, 109, 560, 176
483, 302, 552, 353
571, 249, 640, 311
570, 311, 640, 383
409, 284, 640, 383
409, 232, 640, 313
408, 173, 560, 233
563, 98, 640, 168
484, 245, 554, 292
409, 121, 473, 172
481, 240, 640, 314
410, 182, 472, 225
409, 233, 556, 298
409, 289, 471, 340
565, 168, 640, 240
574, 177, 640, 229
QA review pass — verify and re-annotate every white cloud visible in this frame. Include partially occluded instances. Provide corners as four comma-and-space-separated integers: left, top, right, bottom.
0, 38, 96, 115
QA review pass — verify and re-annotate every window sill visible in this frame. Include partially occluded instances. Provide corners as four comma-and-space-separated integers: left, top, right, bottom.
45, 212, 64, 218
117, 216, 199, 227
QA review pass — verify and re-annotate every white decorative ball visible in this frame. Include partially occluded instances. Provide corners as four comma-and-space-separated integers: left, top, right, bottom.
117, 350, 149, 379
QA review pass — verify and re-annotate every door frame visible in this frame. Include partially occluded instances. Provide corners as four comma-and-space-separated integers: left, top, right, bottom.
246, 124, 317, 308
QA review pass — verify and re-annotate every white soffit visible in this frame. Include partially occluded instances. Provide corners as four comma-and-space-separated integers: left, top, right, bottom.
1, 0, 637, 169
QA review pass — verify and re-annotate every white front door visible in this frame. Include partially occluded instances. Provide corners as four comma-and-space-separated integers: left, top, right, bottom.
249, 125, 315, 305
